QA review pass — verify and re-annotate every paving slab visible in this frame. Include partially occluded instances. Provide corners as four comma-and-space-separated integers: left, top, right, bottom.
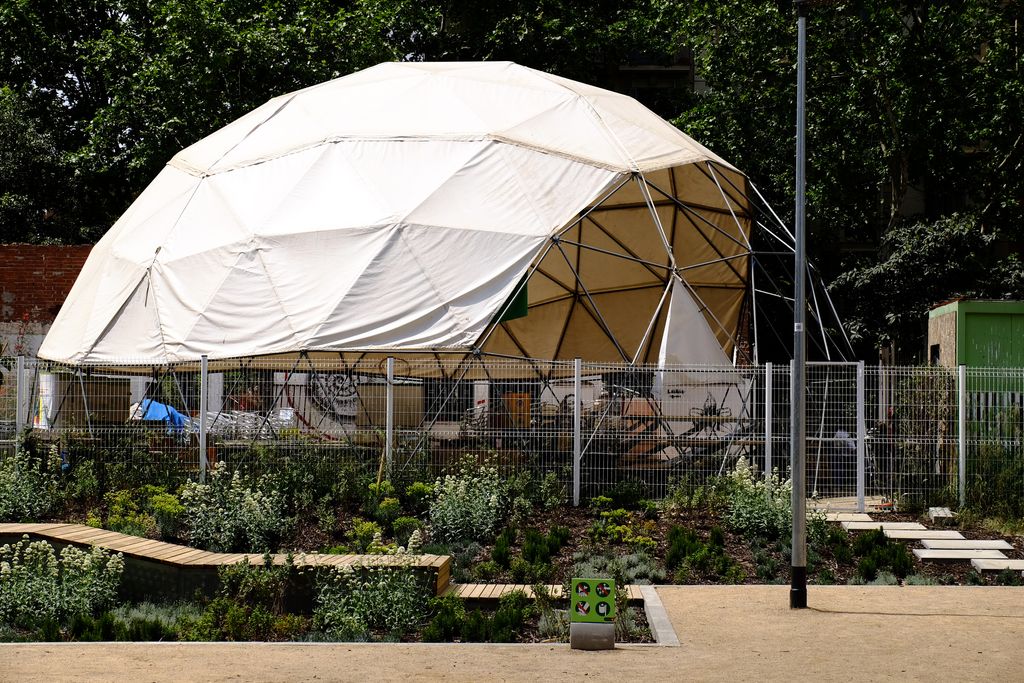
927, 507, 956, 525
884, 529, 964, 540
920, 539, 1014, 550
913, 549, 1007, 561
842, 521, 926, 531
972, 558, 1024, 572
823, 512, 873, 522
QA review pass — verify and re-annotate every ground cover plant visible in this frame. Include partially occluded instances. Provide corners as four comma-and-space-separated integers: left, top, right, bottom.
3, 444, 1022, 643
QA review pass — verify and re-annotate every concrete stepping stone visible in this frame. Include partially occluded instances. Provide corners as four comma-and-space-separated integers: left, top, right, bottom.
913, 549, 1007, 562
920, 539, 1013, 550
884, 530, 964, 540
823, 513, 873, 522
842, 521, 926, 531
971, 558, 1024, 572
928, 507, 956, 526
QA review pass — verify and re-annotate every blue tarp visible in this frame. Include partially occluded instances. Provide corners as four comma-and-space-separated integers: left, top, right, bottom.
138, 398, 188, 432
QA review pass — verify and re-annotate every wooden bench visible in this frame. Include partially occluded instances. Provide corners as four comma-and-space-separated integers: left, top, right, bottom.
0, 523, 451, 595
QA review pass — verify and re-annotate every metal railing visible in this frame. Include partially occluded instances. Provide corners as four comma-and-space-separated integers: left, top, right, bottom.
2, 355, 1022, 513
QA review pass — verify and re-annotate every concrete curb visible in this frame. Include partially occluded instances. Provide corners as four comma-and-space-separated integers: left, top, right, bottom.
640, 586, 679, 647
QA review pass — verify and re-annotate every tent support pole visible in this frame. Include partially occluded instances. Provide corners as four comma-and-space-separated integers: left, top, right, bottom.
636, 174, 677, 270
704, 162, 751, 247
632, 280, 673, 365
77, 369, 93, 437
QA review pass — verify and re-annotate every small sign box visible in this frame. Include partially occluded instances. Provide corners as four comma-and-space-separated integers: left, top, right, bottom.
570, 578, 616, 624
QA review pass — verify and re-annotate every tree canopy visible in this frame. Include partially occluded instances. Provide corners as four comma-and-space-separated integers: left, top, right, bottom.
1, 0, 1021, 358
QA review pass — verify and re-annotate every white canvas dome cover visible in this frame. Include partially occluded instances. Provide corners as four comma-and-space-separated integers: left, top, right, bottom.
40, 61, 752, 371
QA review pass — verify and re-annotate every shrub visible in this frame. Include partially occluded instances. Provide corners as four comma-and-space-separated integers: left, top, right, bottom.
510, 556, 551, 583
538, 472, 566, 509
571, 550, 665, 585
665, 527, 700, 571
589, 508, 657, 551
422, 594, 466, 642
453, 591, 531, 643
491, 590, 531, 642
666, 525, 745, 583
146, 487, 185, 540
103, 486, 184, 541
314, 561, 432, 640
724, 458, 792, 543
422, 541, 482, 584
0, 446, 61, 522
351, 519, 383, 552
994, 568, 1023, 586
374, 497, 402, 528
492, 527, 516, 569
533, 584, 569, 641
181, 464, 289, 553
393, 516, 424, 548
403, 481, 434, 516
0, 536, 123, 629
187, 556, 307, 641
852, 530, 914, 581
461, 608, 490, 642
472, 560, 500, 580
110, 602, 202, 641
605, 480, 649, 510
904, 574, 938, 586
429, 466, 505, 544
106, 489, 156, 538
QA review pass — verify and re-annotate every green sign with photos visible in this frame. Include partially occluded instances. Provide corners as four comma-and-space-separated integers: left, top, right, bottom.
570, 578, 616, 624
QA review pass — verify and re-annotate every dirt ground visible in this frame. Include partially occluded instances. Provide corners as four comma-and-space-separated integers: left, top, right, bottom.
3, 585, 1022, 682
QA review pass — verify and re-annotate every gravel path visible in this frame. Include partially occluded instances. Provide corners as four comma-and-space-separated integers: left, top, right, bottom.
3, 585, 1021, 682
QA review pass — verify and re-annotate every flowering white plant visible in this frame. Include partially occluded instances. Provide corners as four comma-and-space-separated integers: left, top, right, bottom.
428, 466, 506, 544
181, 463, 289, 552
0, 536, 123, 629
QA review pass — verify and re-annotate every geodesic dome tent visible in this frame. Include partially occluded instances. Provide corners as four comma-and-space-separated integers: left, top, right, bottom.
39, 61, 757, 373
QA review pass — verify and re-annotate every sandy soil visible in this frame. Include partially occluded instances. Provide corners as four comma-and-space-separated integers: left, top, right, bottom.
2, 585, 1022, 682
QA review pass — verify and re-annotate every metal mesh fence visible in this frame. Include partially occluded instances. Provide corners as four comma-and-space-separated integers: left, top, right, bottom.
1, 355, 1021, 512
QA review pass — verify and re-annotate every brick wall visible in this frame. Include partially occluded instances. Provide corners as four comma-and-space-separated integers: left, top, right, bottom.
0, 244, 92, 324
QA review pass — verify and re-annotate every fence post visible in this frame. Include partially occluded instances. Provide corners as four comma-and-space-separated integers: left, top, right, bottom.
764, 362, 773, 479
385, 356, 395, 481
789, 358, 796, 484
958, 364, 967, 509
199, 354, 209, 483
573, 357, 582, 507
14, 356, 26, 434
856, 360, 865, 513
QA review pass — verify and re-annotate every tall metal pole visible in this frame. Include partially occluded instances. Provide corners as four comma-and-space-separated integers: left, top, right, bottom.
790, 0, 809, 610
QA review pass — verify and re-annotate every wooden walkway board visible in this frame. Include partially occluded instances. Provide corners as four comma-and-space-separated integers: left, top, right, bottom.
447, 583, 643, 603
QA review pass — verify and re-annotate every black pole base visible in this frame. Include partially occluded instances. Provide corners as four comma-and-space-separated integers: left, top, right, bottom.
790, 566, 807, 609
